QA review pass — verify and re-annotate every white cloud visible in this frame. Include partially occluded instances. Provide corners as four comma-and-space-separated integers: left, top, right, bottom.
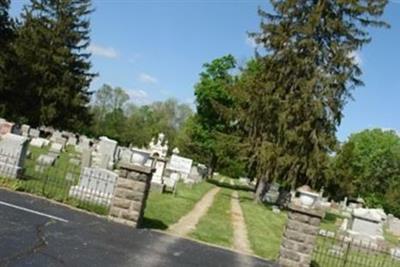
349, 51, 362, 65
128, 89, 148, 99
138, 73, 158, 84
245, 36, 258, 48
88, 43, 118, 59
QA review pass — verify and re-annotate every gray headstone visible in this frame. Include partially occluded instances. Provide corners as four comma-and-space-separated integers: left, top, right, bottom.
0, 133, 29, 178
81, 149, 92, 168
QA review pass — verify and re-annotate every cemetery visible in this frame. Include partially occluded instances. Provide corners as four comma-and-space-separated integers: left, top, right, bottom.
1, 116, 400, 267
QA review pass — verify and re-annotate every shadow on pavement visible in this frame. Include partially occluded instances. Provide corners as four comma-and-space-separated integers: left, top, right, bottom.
141, 217, 169, 230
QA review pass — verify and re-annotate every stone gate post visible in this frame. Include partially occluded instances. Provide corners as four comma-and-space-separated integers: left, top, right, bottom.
278, 204, 324, 267
109, 162, 154, 228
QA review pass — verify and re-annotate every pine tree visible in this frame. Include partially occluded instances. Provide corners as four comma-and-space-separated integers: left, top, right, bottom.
13, 0, 95, 130
0, 0, 15, 116
249, 0, 388, 190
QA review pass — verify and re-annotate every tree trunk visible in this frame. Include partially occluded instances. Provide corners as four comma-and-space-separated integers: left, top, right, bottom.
208, 153, 218, 179
254, 178, 268, 203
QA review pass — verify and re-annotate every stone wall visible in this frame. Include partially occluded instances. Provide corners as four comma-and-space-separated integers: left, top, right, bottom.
279, 204, 324, 267
109, 162, 154, 228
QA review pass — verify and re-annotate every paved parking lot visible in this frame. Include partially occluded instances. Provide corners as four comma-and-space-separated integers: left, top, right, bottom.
0, 189, 276, 267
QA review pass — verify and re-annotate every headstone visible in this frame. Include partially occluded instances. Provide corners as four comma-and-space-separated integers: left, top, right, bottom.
0, 121, 14, 136
168, 154, 193, 181
0, 133, 29, 178
387, 214, 400, 236
187, 165, 202, 184
92, 136, 117, 170
391, 248, 400, 261
81, 149, 92, 169
30, 137, 47, 148
21, 124, 30, 137
76, 135, 91, 153
55, 136, 67, 147
50, 131, 63, 142
69, 158, 80, 166
263, 182, 280, 204
29, 128, 40, 138
347, 208, 385, 242
49, 143, 63, 154
67, 136, 77, 146
69, 167, 118, 206
152, 159, 166, 185
36, 154, 56, 168
164, 172, 179, 193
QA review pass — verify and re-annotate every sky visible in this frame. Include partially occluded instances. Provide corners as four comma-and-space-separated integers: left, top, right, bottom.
9, 0, 400, 141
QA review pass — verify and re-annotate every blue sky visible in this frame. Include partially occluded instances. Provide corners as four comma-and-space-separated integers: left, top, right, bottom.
10, 0, 400, 141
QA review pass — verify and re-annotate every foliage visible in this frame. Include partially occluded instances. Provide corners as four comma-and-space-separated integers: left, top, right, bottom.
241, 0, 389, 189
0, 0, 15, 116
90, 84, 193, 149
177, 55, 246, 177
328, 129, 400, 217
1, 0, 95, 130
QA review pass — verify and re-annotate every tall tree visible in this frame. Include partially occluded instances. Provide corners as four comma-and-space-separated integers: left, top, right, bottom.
177, 55, 246, 177
0, 0, 15, 116
249, 0, 388, 192
11, 0, 95, 129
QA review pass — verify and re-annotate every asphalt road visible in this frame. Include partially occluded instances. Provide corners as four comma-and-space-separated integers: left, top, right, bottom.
0, 189, 277, 267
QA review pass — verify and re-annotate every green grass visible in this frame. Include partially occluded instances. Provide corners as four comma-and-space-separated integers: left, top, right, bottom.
384, 227, 400, 246
320, 211, 344, 232
143, 181, 214, 230
189, 188, 234, 247
238, 190, 287, 260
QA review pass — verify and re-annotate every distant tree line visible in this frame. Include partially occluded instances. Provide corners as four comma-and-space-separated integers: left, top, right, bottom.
89, 84, 193, 150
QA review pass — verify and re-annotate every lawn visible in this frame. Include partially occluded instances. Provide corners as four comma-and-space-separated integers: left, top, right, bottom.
238, 190, 287, 260
189, 188, 234, 247
143, 181, 214, 230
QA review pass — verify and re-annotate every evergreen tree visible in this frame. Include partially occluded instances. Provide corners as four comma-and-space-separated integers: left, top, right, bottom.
250, 0, 388, 190
12, 0, 95, 130
0, 0, 15, 116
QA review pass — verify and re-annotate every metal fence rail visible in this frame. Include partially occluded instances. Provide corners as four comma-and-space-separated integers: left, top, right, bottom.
312, 234, 400, 267
0, 146, 115, 215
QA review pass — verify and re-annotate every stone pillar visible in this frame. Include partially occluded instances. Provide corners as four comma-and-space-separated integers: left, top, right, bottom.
109, 162, 154, 228
278, 204, 324, 267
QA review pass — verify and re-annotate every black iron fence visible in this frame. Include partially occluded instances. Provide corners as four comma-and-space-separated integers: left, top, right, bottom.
0, 146, 116, 215
312, 234, 400, 267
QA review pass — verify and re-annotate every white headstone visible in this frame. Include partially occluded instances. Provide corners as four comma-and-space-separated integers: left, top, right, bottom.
152, 160, 166, 184
30, 137, 47, 148
0, 133, 29, 178
29, 128, 40, 138
68, 167, 118, 206
49, 143, 63, 154
348, 208, 385, 242
168, 155, 193, 181
92, 136, 118, 169
36, 154, 56, 166
21, 124, 30, 137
